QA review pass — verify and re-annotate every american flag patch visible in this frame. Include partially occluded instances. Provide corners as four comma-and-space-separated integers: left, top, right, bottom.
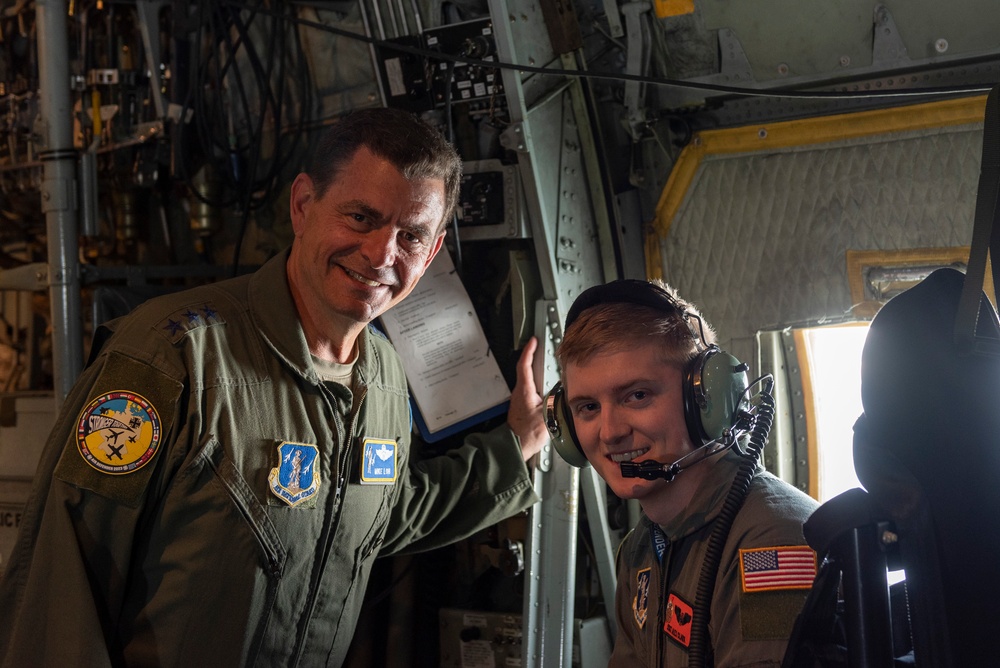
739, 546, 817, 592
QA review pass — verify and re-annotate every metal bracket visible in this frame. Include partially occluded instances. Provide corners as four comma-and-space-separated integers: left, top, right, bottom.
603, 0, 625, 39
534, 299, 563, 474
621, 1, 650, 140
500, 122, 529, 153
40, 176, 73, 214
872, 4, 910, 67
135, 0, 169, 122
542, 299, 563, 354
717, 27, 753, 83
0, 263, 48, 291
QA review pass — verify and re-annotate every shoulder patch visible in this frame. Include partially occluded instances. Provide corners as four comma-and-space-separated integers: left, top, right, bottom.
739, 589, 812, 640
76, 391, 161, 474
739, 545, 817, 593
55, 352, 182, 507
737, 546, 816, 640
157, 302, 225, 344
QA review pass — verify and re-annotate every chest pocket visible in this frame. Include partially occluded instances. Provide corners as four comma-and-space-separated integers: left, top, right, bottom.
140, 434, 285, 666
177, 434, 287, 575
340, 437, 406, 568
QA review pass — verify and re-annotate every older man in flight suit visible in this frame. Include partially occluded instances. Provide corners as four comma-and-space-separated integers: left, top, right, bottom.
0, 108, 547, 667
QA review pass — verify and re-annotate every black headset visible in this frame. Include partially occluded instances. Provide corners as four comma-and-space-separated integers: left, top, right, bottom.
544, 280, 751, 468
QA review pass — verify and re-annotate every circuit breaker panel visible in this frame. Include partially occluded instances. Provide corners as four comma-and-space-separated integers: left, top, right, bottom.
376, 18, 506, 113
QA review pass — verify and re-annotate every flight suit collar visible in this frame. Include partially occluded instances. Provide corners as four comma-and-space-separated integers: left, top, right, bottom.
657, 450, 762, 540
247, 247, 378, 388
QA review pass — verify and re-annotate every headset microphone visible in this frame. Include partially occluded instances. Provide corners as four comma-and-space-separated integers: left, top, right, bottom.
619, 425, 746, 482
619, 460, 683, 482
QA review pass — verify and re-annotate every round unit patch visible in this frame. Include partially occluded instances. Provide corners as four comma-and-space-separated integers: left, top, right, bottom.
76, 391, 162, 474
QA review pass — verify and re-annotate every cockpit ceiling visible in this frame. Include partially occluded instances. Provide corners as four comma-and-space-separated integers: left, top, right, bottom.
639, 1, 1000, 126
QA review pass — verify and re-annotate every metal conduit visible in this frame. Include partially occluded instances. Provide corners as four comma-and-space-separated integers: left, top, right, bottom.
36, 0, 83, 406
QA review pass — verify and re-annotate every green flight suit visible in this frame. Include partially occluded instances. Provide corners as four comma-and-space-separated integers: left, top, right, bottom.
0, 249, 538, 667
611, 451, 819, 667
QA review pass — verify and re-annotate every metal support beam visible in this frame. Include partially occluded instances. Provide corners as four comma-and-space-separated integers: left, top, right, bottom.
521, 300, 579, 666
36, 0, 82, 406
135, 0, 169, 122
621, 1, 650, 140
490, 0, 616, 660
580, 466, 618, 642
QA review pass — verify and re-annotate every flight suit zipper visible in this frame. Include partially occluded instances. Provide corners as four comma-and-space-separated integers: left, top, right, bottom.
338, 385, 367, 500
344, 387, 384, 566
653, 525, 676, 667
288, 382, 366, 667
658, 555, 668, 665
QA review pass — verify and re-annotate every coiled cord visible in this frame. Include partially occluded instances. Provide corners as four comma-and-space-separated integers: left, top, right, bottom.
688, 376, 775, 668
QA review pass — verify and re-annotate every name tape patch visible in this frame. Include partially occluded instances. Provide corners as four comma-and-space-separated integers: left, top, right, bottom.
360, 438, 397, 484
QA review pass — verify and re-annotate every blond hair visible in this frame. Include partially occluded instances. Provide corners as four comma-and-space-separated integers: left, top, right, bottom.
556, 280, 717, 370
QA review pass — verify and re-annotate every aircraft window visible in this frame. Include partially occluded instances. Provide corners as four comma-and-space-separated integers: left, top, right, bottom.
797, 322, 907, 585
796, 324, 867, 504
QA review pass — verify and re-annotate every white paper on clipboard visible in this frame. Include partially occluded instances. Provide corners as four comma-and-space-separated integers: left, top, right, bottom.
379, 250, 510, 439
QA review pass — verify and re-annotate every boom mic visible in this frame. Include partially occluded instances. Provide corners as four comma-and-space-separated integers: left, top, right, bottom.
620, 459, 682, 481
619, 425, 745, 482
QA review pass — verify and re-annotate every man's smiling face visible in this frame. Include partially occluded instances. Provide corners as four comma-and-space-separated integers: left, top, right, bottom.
564, 341, 697, 503
289, 145, 446, 326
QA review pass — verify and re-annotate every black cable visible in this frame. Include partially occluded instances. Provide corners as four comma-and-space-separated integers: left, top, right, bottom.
688, 376, 775, 668
169, 1, 992, 271
229, 2, 277, 272
183, 1, 994, 262
217, 6, 257, 184
229, 3, 311, 269
281, 15, 311, 170
183, 4, 243, 206
228, 3, 308, 206
174, 0, 311, 257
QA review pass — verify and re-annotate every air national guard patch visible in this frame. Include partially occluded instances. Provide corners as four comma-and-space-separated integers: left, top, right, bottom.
76, 391, 162, 474
633, 568, 651, 629
360, 438, 397, 484
268, 442, 321, 507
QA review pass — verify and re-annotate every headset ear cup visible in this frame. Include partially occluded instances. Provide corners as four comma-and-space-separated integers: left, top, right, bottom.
544, 383, 591, 468
683, 351, 711, 445
683, 347, 750, 445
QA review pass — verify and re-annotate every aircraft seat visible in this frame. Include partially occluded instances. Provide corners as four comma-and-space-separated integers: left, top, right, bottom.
783, 267, 1000, 668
